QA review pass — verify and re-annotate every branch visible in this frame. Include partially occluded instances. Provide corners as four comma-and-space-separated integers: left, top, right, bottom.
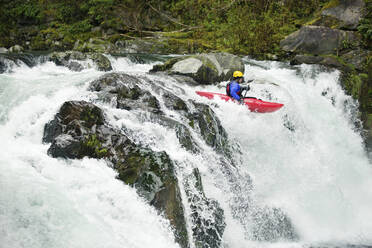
147, 3, 191, 28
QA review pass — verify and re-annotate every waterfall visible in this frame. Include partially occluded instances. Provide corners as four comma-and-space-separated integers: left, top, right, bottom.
1, 54, 371, 248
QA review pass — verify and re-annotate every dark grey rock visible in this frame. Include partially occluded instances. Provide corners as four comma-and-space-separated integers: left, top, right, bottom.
43, 100, 189, 248
321, 0, 366, 30
280, 26, 360, 55
188, 101, 231, 157
67, 61, 84, 72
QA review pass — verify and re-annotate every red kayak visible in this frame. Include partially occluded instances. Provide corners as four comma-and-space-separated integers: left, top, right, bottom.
196, 91, 284, 113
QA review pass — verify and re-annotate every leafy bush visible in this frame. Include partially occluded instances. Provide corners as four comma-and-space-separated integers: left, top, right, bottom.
358, 0, 372, 48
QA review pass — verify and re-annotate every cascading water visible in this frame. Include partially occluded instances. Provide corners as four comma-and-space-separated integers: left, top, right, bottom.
1, 54, 371, 248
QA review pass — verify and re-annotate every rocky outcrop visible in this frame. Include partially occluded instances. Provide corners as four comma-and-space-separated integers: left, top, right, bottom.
151, 53, 245, 85
50, 51, 112, 72
43, 100, 189, 248
89, 72, 230, 157
320, 0, 366, 30
290, 54, 347, 70
184, 168, 225, 248
280, 25, 360, 55
0, 53, 49, 74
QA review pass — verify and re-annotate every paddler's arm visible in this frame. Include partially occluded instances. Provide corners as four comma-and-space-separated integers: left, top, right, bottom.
230, 84, 241, 101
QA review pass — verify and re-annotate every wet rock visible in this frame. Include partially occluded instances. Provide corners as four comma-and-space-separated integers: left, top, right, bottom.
50, 51, 112, 72
188, 101, 230, 157
280, 26, 360, 55
90, 53, 112, 72
184, 168, 226, 248
90, 73, 162, 113
90, 72, 201, 154
43, 100, 189, 248
151, 53, 244, 85
50, 51, 86, 71
153, 116, 200, 153
321, 0, 365, 30
162, 92, 188, 112
67, 61, 84, 72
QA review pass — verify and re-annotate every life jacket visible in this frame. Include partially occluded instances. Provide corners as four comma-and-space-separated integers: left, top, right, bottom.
226, 81, 241, 97
226, 82, 232, 96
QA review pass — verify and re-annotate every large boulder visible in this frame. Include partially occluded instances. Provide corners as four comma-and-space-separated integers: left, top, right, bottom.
280, 25, 360, 55
43, 100, 189, 248
151, 53, 245, 85
321, 0, 366, 30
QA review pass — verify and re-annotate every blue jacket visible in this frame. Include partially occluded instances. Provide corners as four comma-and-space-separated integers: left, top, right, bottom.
227, 80, 242, 101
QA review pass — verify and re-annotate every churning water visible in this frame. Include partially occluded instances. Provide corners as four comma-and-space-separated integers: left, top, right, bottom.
0, 54, 371, 248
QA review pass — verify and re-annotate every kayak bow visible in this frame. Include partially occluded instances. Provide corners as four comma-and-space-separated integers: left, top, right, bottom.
196, 91, 283, 113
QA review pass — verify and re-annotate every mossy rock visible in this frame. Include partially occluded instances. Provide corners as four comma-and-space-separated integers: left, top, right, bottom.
89, 53, 112, 71
114, 148, 189, 248
44, 99, 189, 248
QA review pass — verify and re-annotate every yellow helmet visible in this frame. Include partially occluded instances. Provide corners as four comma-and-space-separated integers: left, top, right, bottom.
233, 71, 244, 78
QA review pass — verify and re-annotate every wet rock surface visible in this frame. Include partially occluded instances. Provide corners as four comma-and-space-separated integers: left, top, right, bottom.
50, 51, 112, 72
184, 168, 226, 248
43, 100, 189, 248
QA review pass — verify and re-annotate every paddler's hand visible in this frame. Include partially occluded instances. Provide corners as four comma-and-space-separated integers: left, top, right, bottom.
241, 85, 250, 91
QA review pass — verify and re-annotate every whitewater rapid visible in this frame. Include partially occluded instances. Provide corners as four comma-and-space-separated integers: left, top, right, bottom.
1, 55, 372, 248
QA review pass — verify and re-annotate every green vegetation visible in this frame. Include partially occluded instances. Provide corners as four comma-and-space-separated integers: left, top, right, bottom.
358, 0, 372, 49
0, 0, 329, 54
83, 134, 109, 158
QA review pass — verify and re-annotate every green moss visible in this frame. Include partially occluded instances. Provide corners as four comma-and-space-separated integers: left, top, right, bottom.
80, 106, 104, 127
188, 119, 195, 128
82, 134, 109, 158
342, 73, 363, 100
322, 0, 340, 11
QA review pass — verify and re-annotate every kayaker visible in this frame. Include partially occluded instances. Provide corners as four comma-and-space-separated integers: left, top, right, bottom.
226, 71, 250, 103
